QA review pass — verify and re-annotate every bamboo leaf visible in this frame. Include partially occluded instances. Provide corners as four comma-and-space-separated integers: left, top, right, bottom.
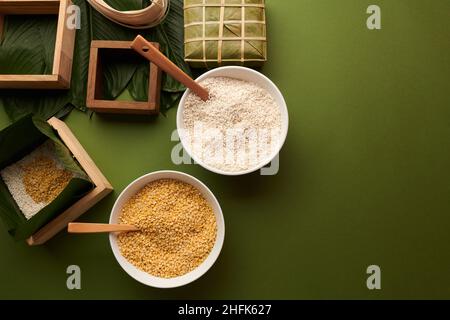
68, 0, 91, 110
91, 8, 137, 41
0, 16, 49, 75
103, 54, 138, 100
156, 0, 192, 93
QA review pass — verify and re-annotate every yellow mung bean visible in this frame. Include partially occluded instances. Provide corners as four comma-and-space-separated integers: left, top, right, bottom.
117, 179, 217, 278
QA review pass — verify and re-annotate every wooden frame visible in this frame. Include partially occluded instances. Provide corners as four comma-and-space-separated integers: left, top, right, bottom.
0, 0, 76, 89
26, 117, 113, 245
87, 40, 162, 115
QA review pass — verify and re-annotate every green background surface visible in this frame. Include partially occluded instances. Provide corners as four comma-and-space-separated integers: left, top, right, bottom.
1, 0, 450, 299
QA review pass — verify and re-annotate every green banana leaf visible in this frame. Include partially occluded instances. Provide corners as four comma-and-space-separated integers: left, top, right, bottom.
102, 51, 139, 100
0, 15, 56, 75
129, 62, 150, 101
0, 114, 93, 240
0, 0, 191, 120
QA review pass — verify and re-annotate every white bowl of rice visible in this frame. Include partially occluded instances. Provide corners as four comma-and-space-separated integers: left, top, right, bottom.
109, 170, 225, 288
177, 66, 289, 176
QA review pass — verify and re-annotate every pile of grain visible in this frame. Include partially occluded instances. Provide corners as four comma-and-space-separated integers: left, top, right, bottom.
182, 76, 282, 172
117, 179, 217, 278
0, 141, 73, 220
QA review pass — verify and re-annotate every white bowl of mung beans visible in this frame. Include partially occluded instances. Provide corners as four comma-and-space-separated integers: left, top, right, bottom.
109, 170, 225, 288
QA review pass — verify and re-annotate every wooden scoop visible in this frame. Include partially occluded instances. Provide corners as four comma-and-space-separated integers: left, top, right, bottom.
68, 223, 139, 234
131, 35, 210, 101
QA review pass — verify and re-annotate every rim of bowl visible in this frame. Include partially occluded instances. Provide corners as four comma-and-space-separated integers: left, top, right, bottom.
176, 66, 289, 176
109, 170, 225, 288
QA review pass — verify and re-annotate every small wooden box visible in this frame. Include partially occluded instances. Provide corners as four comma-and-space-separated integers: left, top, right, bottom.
87, 40, 162, 115
26, 117, 113, 245
0, 0, 76, 89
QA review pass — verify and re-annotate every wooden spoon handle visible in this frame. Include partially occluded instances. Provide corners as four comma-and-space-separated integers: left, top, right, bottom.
68, 223, 139, 233
131, 35, 209, 101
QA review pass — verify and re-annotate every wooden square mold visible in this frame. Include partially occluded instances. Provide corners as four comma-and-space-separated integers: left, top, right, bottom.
87, 40, 162, 115
0, 0, 76, 89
